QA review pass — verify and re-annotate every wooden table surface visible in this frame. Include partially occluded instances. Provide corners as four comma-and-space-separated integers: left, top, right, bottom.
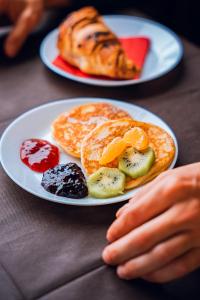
0, 9, 200, 300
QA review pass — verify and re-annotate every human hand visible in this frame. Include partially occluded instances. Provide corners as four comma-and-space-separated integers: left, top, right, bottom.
102, 163, 200, 283
0, 0, 46, 57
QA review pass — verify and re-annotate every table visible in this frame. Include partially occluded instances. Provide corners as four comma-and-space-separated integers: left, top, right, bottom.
0, 9, 200, 300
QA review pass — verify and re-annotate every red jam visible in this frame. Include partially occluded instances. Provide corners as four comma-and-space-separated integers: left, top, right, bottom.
20, 139, 59, 172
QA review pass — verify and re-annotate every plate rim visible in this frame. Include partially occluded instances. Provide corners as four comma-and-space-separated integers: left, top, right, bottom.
40, 14, 184, 87
0, 97, 178, 206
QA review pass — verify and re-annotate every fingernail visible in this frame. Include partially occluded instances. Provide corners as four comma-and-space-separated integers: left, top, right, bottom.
117, 266, 124, 277
4, 44, 16, 58
102, 248, 109, 263
116, 204, 129, 218
106, 229, 115, 243
117, 266, 128, 279
106, 230, 111, 241
116, 209, 122, 218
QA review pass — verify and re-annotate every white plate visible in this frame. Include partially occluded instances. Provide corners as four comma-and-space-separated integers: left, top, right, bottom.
40, 15, 183, 87
0, 98, 178, 206
0, 26, 12, 37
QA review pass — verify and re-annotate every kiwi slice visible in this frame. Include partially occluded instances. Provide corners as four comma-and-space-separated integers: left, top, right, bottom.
87, 167, 125, 198
119, 147, 155, 179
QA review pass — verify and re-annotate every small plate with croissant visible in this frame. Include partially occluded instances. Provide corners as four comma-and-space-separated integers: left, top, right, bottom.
40, 6, 183, 87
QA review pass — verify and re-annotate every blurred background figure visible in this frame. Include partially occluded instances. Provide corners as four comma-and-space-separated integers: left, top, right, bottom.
0, 0, 71, 57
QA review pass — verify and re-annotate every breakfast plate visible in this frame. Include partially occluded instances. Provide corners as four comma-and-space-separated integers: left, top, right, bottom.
0, 98, 178, 206
40, 15, 183, 87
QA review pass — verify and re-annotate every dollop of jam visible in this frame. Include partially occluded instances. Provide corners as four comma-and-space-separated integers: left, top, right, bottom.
41, 163, 88, 199
20, 139, 59, 172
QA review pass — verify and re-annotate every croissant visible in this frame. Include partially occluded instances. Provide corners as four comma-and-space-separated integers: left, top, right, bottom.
57, 6, 139, 79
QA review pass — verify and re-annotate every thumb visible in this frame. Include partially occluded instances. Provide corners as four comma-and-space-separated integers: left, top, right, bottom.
4, 5, 42, 57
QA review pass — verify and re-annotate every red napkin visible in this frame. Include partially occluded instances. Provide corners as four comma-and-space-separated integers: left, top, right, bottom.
52, 37, 150, 80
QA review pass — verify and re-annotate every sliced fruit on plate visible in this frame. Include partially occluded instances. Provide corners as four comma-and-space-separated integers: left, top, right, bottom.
119, 147, 155, 179
99, 126, 149, 165
99, 137, 127, 165
87, 167, 125, 198
81, 119, 175, 190
123, 127, 149, 150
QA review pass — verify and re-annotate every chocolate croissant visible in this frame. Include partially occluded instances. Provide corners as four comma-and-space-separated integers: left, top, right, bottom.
57, 7, 138, 79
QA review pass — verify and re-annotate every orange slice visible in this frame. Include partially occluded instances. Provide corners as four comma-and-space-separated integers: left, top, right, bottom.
99, 127, 149, 165
123, 127, 149, 150
99, 137, 127, 165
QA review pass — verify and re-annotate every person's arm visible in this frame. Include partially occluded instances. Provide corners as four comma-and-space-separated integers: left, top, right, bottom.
0, 0, 71, 57
102, 162, 200, 283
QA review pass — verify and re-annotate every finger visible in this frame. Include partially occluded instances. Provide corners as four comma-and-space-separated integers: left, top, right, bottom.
4, 6, 41, 57
116, 203, 129, 218
103, 204, 184, 265
107, 175, 174, 242
116, 232, 192, 279
143, 248, 200, 283
116, 175, 165, 218
116, 188, 149, 218
116, 192, 146, 218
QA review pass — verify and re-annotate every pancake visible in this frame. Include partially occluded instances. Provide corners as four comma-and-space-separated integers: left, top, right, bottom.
51, 102, 131, 158
81, 119, 175, 189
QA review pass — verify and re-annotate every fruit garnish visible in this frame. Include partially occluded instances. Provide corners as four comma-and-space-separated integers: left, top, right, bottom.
87, 167, 125, 198
99, 127, 149, 165
99, 137, 127, 165
123, 127, 149, 150
119, 147, 155, 179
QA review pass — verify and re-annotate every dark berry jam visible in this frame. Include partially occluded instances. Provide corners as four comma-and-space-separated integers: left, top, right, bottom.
20, 139, 59, 172
41, 163, 88, 199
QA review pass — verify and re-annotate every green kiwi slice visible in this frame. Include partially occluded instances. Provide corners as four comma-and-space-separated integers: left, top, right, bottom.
119, 147, 155, 179
87, 167, 125, 198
